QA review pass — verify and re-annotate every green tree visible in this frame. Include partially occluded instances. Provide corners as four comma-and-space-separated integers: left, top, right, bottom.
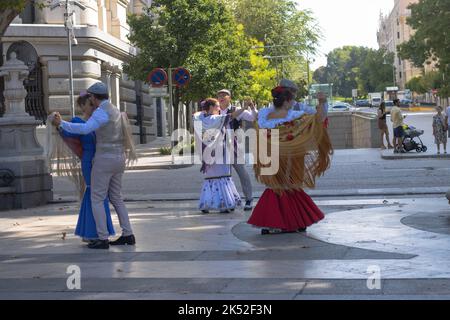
421, 71, 444, 92
313, 46, 395, 97
246, 39, 277, 105
229, 0, 320, 82
359, 49, 395, 94
0, 0, 31, 38
125, 0, 250, 130
318, 46, 364, 97
406, 76, 426, 96
312, 66, 328, 85
397, 0, 450, 97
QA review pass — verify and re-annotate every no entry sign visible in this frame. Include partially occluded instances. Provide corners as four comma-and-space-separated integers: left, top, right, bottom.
172, 67, 191, 88
147, 68, 168, 87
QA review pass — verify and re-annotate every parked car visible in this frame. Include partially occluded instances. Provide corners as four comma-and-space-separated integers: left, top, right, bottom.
328, 102, 357, 112
400, 99, 413, 106
355, 99, 370, 107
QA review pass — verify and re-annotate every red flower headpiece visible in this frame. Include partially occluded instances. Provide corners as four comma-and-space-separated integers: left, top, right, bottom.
272, 86, 285, 94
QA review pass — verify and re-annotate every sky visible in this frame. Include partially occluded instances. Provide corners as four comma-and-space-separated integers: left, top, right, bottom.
296, 0, 394, 70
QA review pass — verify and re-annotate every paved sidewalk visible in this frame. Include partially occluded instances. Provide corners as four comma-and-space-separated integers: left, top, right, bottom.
381, 149, 450, 160
1, 197, 450, 299
130, 145, 450, 172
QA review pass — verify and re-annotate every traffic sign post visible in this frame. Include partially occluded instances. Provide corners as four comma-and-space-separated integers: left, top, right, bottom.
168, 68, 174, 164
172, 67, 191, 88
146, 67, 191, 165
147, 68, 168, 87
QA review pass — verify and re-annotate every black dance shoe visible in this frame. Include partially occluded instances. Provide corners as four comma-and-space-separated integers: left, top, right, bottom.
110, 235, 136, 246
261, 228, 283, 235
87, 240, 109, 249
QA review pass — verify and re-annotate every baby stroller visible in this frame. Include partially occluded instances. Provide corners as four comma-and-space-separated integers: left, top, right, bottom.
402, 124, 427, 153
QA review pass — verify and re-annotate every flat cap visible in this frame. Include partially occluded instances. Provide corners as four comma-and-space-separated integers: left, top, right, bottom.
217, 89, 231, 96
279, 79, 298, 91
87, 82, 108, 95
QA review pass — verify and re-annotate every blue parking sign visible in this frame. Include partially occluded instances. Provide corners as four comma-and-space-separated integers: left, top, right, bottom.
147, 68, 168, 87
173, 67, 191, 88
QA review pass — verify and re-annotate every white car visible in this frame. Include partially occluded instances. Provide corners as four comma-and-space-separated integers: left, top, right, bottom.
328, 102, 356, 112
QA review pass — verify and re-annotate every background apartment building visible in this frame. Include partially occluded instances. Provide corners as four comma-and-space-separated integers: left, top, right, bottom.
376, 0, 436, 92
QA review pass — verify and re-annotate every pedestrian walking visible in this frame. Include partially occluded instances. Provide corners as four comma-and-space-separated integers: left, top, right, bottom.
377, 102, 394, 149
390, 99, 406, 153
432, 106, 447, 154
445, 104, 450, 139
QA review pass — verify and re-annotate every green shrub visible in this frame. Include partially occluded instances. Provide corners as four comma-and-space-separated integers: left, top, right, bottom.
159, 147, 172, 155
178, 142, 195, 156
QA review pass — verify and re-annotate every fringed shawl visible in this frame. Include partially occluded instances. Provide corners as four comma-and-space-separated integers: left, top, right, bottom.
121, 112, 138, 167
45, 114, 85, 199
193, 112, 231, 174
254, 111, 333, 195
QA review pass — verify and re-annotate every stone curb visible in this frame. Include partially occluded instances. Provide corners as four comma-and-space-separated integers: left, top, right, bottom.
127, 164, 193, 171
50, 187, 449, 203
381, 151, 450, 160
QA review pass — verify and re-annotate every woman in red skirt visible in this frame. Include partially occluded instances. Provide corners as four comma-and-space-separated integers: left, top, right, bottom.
248, 87, 333, 235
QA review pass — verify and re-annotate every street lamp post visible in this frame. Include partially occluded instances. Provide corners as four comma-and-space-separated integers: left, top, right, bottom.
65, 0, 75, 118
392, 64, 396, 87
49, 0, 86, 118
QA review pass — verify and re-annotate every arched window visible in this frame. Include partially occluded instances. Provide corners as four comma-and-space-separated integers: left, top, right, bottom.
6, 41, 46, 123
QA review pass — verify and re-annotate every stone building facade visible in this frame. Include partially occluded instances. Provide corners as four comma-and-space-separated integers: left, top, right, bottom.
376, 0, 436, 91
0, 0, 168, 144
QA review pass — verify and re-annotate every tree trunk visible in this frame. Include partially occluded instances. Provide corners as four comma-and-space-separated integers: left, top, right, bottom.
0, 0, 32, 39
173, 92, 180, 133
0, 9, 20, 38
185, 100, 191, 132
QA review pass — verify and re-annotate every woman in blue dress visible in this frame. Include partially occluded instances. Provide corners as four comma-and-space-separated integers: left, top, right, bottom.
58, 93, 115, 242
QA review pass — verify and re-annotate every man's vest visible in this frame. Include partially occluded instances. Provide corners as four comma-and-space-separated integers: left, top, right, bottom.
96, 101, 124, 155
226, 106, 242, 131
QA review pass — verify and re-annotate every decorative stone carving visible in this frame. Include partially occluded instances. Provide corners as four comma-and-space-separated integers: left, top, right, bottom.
0, 53, 36, 121
0, 53, 53, 210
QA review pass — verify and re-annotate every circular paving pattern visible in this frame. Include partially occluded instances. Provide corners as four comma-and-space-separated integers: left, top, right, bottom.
401, 210, 450, 236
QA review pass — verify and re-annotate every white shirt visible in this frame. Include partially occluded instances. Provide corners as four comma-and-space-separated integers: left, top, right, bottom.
60, 100, 109, 135
220, 105, 257, 122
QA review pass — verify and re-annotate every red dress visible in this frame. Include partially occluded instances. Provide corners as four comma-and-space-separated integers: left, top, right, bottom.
248, 189, 324, 231
247, 108, 330, 232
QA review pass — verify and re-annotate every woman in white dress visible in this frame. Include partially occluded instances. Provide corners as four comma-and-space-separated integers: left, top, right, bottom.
193, 98, 247, 213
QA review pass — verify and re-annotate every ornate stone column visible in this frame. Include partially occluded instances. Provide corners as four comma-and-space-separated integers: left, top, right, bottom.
110, 66, 121, 108
101, 62, 113, 98
0, 53, 53, 210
